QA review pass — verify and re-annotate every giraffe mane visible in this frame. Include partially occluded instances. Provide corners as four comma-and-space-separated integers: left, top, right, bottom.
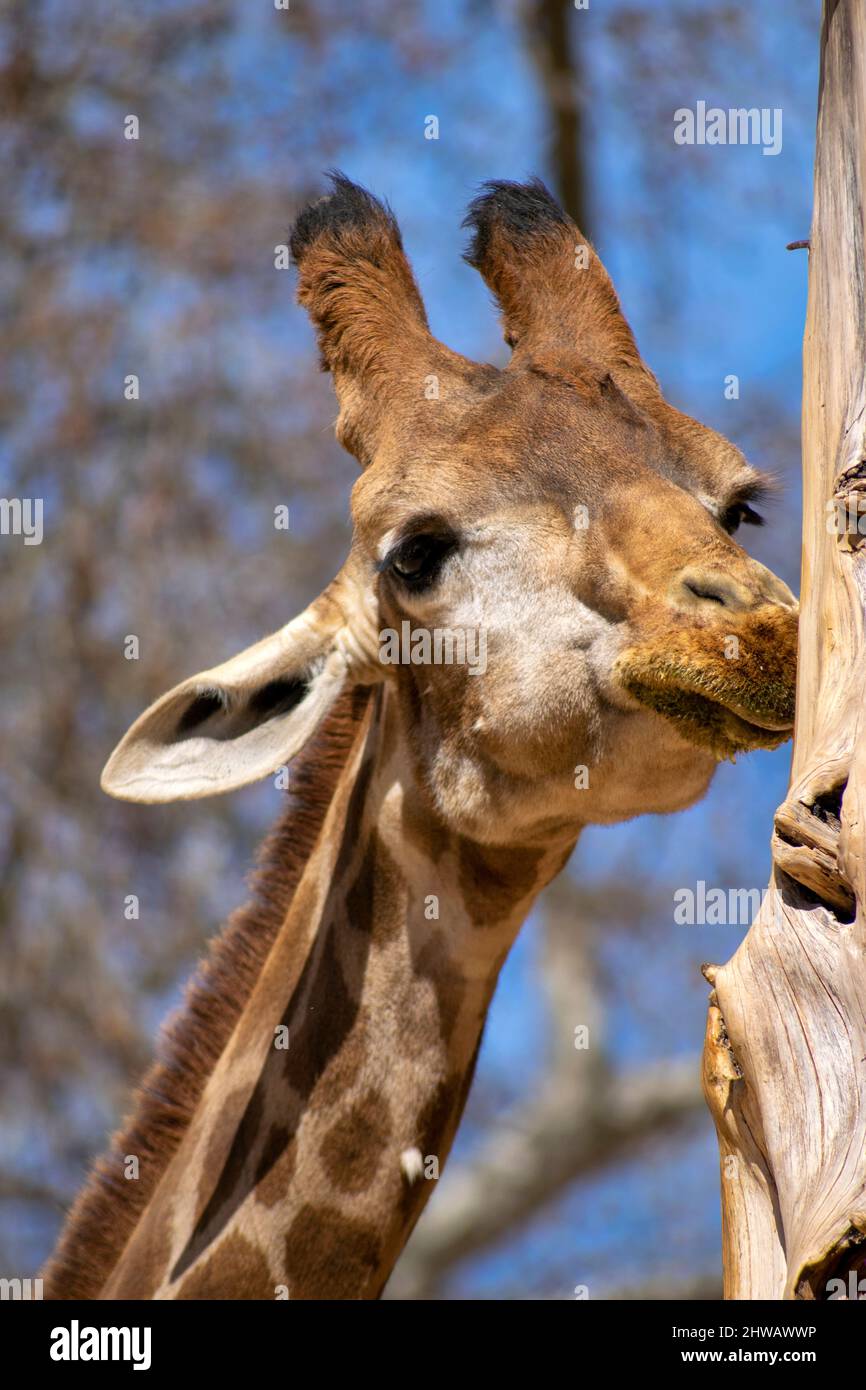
42, 685, 371, 1300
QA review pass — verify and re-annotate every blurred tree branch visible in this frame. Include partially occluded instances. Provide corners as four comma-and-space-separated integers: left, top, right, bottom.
521, 0, 588, 230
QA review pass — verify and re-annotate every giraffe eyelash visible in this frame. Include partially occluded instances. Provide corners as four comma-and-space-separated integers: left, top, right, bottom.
720, 500, 765, 534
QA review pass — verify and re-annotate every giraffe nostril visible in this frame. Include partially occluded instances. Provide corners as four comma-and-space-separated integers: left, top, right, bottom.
675, 567, 758, 613
683, 579, 727, 606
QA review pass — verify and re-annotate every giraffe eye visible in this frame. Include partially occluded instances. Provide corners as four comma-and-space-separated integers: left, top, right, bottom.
387, 532, 457, 591
720, 501, 764, 535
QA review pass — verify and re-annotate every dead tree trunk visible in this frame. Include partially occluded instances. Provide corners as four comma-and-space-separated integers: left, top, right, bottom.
702, 0, 866, 1300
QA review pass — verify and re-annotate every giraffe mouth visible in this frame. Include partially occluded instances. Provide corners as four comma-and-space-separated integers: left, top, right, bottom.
621, 678, 794, 758
711, 696, 793, 733
613, 610, 798, 759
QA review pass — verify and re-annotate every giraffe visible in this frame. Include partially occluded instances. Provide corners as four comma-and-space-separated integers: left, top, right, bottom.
43, 175, 798, 1300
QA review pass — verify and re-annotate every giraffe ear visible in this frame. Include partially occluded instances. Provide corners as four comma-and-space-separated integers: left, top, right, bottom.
291, 173, 476, 465
101, 585, 377, 803
463, 178, 658, 400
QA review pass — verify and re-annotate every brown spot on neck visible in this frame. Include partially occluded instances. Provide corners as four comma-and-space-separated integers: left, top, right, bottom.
411, 928, 467, 1047
319, 1089, 393, 1194
457, 838, 547, 925
254, 1125, 295, 1208
174, 1232, 274, 1300
284, 1205, 382, 1299
345, 828, 405, 943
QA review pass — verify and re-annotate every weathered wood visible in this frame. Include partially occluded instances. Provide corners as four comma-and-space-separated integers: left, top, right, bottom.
772, 796, 855, 917
703, 0, 866, 1300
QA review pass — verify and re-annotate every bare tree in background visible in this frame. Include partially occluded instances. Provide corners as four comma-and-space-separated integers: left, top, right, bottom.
0, 0, 814, 1298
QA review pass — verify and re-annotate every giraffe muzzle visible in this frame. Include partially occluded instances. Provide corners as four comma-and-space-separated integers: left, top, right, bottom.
613, 597, 799, 758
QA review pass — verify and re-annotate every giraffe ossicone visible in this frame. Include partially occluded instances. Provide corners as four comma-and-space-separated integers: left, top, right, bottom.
45, 173, 797, 1300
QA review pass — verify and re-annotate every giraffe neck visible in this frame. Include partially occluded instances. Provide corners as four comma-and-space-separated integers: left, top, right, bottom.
99, 686, 574, 1299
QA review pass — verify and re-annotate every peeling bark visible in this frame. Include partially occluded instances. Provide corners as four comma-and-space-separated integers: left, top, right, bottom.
702, 0, 866, 1300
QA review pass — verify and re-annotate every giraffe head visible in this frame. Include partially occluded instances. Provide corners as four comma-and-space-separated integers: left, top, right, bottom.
102, 175, 798, 844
